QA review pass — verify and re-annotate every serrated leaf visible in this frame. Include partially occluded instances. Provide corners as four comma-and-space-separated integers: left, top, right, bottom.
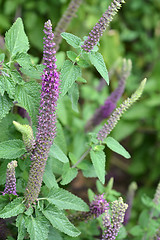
21, 64, 44, 79
5, 18, 29, 57
105, 137, 131, 159
42, 205, 80, 237
16, 214, 27, 240
89, 52, 109, 84
90, 150, 106, 184
60, 60, 81, 96
13, 52, 32, 70
43, 157, 58, 189
0, 92, 13, 120
68, 82, 79, 112
49, 143, 69, 163
25, 214, 49, 240
15, 81, 40, 124
0, 197, 25, 218
10, 70, 24, 84
0, 139, 26, 159
46, 188, 89, 211
67, 51, 77, 62
61, 164, 78, 185
0, 74, 16, 98
61, 32, 81, 48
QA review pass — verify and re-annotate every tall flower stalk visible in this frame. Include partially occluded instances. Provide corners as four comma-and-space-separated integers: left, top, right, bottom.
81, 0, 125, 52
54, 0, 83, 51
98, 78, 146, 142
85, 59, 131, 131
2, 160, 17, 196
102, 197, 128, 239
24, 20, 60, 206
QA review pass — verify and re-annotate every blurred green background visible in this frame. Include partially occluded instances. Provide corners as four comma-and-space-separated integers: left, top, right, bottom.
0, 0, 160, 227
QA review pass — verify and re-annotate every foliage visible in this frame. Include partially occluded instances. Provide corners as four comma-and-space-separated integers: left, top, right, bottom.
0, 0, 159, 239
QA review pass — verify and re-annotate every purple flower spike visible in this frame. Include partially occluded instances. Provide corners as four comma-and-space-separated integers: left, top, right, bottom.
68, 194, 109, 223
25, 20, 60, 206
3, 160, 17, 196
81, 0, 125, 52
85, 59, 132, 132
54, 0, 83, 51
98, 78, 146, 142
102, 197, 128, 240
90, 194, 109, 218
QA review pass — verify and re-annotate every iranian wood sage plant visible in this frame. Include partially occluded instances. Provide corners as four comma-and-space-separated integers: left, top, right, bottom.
0, 0, 156, 239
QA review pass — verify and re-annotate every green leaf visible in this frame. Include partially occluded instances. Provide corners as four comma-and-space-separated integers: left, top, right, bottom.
0, 139, 26, 159
77, 58, 90, 68
42, 205, 80, 237
129, 225, 144, 237
13, 52, 32, 70
54, 121, 67, 155
25, 214, 50, 240
0, 74, 16, 98
61, 32, 81, 48
0, 53, 5, 61
68, 82, 79, 112
0, 92, 13, 120
0, 197, 25, 218
61, 163, 78, 185
76, 77, 87, 83
21, 64, 44, 79
15, 81, 40, 124
67, 51, 77, 62
49, 143, 69, 163
5, 18, 29, 57
0, 195, 10, 211
48, 227, 63, 240
105, 137, 131, 159
45, 188, 89, 211
89, 52, 109, 84
60, 60, 81, 96
10, 70, 24, 84
43, 157, 58, 189
90, 150, 106, 184
16, 214, 27, 240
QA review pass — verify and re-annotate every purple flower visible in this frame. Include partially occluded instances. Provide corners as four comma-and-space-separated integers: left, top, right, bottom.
85, 59, 131, 132
3, 160, 17, 196
102, 197, 128, 240
54, 0, 83, 51
98, 78, 146, 142
81, 0, 125, 52
69, 194, 109, 222
90, 194, 109, 218
24, 20, 60, 206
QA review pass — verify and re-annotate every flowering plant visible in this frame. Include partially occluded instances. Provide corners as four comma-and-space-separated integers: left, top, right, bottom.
0, 0, 159, 239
